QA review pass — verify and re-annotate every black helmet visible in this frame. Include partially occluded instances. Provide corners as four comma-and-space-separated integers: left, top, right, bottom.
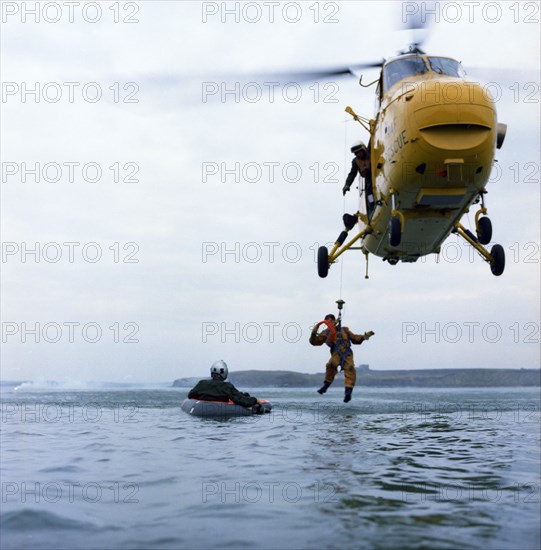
350, 141, 368, 158
324, 314, 336, 321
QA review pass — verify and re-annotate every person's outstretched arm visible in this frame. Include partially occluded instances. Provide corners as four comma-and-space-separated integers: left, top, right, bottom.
342, 159, 359, 195
345, 328, 375, 345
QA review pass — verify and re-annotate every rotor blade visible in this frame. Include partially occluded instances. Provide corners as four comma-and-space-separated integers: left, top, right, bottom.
213, 61, 384, 83
133, 61, 384, 94
171, 61, 383, 86
400, 0, 434, 30
127, 60, 384, 112
397, 0, 434, 54
233, 67, 356, 82
463, 66, 540, 85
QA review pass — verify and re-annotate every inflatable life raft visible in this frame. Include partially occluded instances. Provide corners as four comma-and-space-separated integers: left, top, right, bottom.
181, 398, 272, 417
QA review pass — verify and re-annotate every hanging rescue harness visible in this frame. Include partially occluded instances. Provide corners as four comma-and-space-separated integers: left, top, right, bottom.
320, 300, 351, 370
325, 322, 352, 370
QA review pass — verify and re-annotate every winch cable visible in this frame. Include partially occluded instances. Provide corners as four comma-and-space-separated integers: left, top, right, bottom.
339, 115, 350, 303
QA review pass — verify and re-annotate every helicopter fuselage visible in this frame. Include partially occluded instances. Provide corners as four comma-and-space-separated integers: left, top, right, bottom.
360, 57, 504, 263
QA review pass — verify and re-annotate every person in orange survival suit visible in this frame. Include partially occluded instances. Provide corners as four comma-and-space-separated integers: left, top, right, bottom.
309, 314, 374, 403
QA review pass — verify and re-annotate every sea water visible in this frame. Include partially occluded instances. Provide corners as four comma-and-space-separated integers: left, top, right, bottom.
1, 384, 539, 550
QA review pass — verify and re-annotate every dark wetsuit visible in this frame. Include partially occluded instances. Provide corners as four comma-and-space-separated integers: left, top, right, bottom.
188, 379, 258, 407
345, 158, 374, 215
344, 158, 361, 191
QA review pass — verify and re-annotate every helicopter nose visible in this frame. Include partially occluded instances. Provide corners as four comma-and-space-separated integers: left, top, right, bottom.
411, 79, 497, 151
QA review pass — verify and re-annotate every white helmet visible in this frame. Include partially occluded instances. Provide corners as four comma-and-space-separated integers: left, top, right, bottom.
210, 360, 228, 380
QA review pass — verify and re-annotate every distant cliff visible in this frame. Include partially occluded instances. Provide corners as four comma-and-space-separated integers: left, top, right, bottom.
173, 366, 541, 388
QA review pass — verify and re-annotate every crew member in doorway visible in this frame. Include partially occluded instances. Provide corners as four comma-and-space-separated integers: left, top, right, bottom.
342, 141, 375, 218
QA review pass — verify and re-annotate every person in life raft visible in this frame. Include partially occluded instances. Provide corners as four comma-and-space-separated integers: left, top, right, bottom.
188, 360, 265, 413
310, 314, 375, 403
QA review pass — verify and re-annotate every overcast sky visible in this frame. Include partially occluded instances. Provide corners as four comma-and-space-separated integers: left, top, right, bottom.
1, 1, 539, 383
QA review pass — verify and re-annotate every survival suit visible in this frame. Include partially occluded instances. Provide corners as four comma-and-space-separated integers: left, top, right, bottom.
309, 322, 368, 388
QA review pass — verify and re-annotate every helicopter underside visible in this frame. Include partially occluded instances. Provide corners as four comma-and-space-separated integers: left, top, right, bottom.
361, 199, 474, 263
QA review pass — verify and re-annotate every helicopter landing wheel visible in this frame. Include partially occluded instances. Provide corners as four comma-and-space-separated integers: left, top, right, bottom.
477, 216, 492, 245
387, 257, 399, 265
317, 246, 329, 278
490, 244, 505, 276
389, 216, 402, 247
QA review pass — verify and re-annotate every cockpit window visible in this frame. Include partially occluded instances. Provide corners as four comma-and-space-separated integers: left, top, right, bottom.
383, 56, 429, 91
428, 57, 465, 78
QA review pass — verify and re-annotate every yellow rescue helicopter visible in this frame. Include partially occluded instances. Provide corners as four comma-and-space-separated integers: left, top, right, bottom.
317, 47, 507, 278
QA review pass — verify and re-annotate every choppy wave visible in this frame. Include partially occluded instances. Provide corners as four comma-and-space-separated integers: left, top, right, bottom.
1, 388, 539, 550
0, 509, 98, 531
